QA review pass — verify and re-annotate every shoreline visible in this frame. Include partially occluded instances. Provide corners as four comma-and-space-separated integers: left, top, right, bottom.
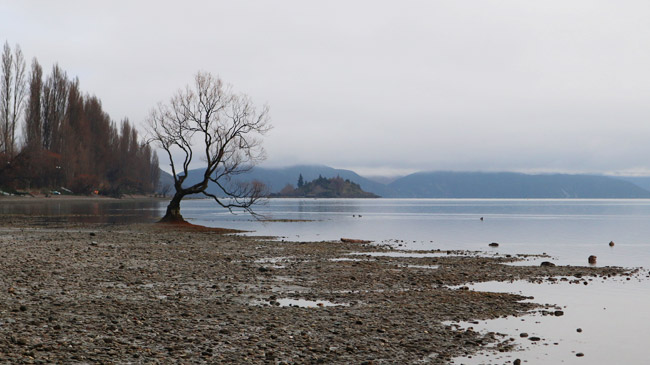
0, 194, 168, 202
0, 214, 640, 363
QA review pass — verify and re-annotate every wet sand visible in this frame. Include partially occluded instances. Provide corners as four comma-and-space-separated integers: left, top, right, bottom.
0, 211, 638, 364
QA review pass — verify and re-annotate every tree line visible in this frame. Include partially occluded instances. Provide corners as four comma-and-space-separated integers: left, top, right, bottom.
0, 41, 159, 195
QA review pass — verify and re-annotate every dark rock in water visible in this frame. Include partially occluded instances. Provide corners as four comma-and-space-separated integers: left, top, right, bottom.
609, 241, 615, 247
341, 238, 372, 244
19, 305, 27, 312
258, 267, 271, 273
576, 328, 582, 333
576, 352, 584, 357
90, 232, 96, 236
519, 333, 528, 338
488, 242, 499, 247
554, 310, 564, 316
513, 359, 521, 365
588, 255, 597, 264
480, 217, 484, 221
529, 336, 541, 341
540, 261, 556, 267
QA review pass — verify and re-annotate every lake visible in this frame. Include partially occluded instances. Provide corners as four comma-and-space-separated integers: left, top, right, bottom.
2, 197, 649, 363
185, 198, 650, 268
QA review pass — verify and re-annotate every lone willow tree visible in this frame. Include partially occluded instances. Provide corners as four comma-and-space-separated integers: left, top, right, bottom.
147, 72, 271, 222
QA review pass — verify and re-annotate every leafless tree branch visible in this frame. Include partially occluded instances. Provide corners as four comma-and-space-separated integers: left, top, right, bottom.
146, 71, 271, 222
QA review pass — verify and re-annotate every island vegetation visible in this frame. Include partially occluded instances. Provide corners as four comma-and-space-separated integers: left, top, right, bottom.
272, 174, 380, 198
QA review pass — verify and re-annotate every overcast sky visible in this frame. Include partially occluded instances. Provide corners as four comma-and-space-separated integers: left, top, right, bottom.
3, 1, 650, 176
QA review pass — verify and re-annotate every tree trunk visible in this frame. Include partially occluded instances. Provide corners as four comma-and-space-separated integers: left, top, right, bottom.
159, 192, 185, 223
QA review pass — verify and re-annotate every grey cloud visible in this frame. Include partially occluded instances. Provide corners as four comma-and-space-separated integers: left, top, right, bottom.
2, 1, 650, 176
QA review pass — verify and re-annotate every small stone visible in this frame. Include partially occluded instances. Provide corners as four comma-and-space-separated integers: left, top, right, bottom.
19, 305, 27, 312
519, 332, 528, 338
90, 232, 96, 236
489, 242, 499, 247
513, 360, 521, 365
588, 255, 597, 264
540, 261, 556, 267
529, 336, 541, 341
576, 328, 582, 333
609, 241, 615, 247
576, 352, 584, 357
554, 310, 564, 316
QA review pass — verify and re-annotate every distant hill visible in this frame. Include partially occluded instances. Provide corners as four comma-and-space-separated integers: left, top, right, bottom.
272, 176, 379, 198
388, 171, 650, 198
158, 165, 650, 199
613, 176, 650, 193
157, 169, 175, 194
175, 164, 397, 198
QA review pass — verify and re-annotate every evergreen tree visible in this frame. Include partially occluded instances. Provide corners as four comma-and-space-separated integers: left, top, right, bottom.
297, 173, 304, 188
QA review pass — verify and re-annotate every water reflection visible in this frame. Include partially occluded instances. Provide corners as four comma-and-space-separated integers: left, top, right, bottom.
0, 199, 164, 224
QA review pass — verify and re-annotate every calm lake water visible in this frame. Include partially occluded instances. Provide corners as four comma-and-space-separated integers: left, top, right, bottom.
3, 197, 649, 363
185, 198, 650, 268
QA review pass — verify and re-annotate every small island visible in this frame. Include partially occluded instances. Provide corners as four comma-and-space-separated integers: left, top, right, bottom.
271, 175, 380, 198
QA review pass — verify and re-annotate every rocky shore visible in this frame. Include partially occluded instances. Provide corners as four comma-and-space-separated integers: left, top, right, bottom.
0, 214, 637, 364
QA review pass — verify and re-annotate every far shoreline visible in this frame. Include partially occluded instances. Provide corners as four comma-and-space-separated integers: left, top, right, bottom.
0, 194, 169, 202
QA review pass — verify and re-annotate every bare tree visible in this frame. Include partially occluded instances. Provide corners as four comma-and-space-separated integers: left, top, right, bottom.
147, 72, 271, 223
1, 42, 12, 154
0, 42, 26, 156
24, 58, 43, 151
11, 44, 26, 155
42, 64, 68, 152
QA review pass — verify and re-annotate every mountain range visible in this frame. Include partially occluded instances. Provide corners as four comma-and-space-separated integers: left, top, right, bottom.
157, 165, 650, 199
